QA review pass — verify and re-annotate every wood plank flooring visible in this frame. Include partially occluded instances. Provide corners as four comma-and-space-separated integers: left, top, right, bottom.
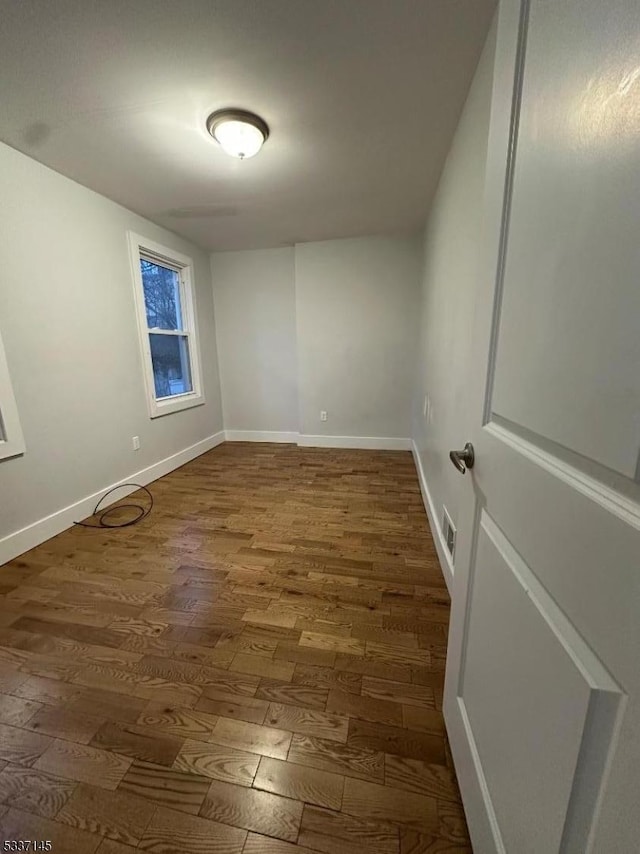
0, 443, 471, 852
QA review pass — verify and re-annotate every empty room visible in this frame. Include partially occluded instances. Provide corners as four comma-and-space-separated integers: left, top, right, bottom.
0, 1, 638, 852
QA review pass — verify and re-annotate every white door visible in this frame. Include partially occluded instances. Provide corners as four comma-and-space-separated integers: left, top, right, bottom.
444, 1, 640, 852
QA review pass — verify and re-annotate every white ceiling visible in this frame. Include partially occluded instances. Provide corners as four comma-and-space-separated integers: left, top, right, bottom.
0, 0, 495, 252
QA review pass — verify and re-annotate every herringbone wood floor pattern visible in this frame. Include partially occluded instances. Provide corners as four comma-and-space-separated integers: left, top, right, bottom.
0, 443, 471, 853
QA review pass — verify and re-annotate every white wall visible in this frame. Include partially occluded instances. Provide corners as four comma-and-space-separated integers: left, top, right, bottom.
210, 235, 421, 446
0, 142, 223, 556
295, 236, 421, 442
211, 248, 298, 437
412, 18, 497, 560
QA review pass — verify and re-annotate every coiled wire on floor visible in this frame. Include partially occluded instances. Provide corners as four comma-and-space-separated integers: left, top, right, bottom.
73, 483, 153, 529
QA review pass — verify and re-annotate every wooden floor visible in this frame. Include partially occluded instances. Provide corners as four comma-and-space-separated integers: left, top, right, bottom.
0, 443, 471, 853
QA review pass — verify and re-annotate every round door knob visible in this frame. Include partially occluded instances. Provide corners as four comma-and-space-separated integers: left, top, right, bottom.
449, 442, 475, 474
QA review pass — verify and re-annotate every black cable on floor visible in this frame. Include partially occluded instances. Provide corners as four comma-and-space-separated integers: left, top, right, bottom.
73, 483, 153, 529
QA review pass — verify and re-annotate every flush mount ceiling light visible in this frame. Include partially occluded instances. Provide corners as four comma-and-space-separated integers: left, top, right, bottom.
206, 109, 269, 159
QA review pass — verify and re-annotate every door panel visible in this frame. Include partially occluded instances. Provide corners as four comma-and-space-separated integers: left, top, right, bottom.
460, 510, 623, 854
489, 0, 640, 479
444, 1, 640, 851
482, 425, 640, 675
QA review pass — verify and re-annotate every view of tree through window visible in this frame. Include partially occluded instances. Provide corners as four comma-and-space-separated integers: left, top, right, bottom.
140, 259, 192, 398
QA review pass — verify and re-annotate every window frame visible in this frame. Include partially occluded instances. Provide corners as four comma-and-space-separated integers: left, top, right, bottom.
0, 327, 26, 461
128, 232, 205, 418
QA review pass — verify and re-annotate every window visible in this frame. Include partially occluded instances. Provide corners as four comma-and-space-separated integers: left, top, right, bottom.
0, 328, 25, 461
128, 233, 205, 418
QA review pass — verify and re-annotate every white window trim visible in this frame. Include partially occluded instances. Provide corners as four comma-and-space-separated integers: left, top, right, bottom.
0, 328, 26, 461
128, 232, 205, 418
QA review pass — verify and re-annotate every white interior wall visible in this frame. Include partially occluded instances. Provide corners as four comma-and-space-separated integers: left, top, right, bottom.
295, 236, 422, 444
0, 142, 224, 561
412, 16, 497, 582
211, 248, 298, 438
210, 235, 422, 447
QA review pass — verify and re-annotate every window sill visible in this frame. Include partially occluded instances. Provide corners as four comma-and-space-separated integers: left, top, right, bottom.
148, 391, 206, 419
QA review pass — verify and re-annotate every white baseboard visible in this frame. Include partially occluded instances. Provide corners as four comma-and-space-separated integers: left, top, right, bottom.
298, 434, 412, 451
411, 439, 454, 593
224, 430, 299, 444
0, 431, 225, 567
223, 431, 411, 451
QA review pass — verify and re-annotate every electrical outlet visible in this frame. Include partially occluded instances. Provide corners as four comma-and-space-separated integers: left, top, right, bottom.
132, 436, 141, 451
320, 411, 328, 422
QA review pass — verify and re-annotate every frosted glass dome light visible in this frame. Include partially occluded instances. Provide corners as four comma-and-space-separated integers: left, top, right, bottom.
206, 109, 269, 159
